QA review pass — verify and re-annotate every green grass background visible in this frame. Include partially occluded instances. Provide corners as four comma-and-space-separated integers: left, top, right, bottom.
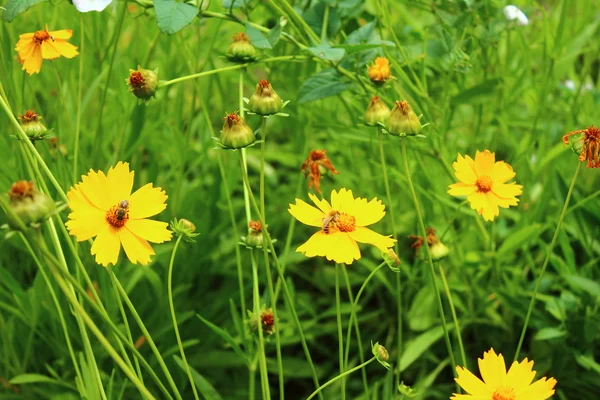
1, 0, 599, 398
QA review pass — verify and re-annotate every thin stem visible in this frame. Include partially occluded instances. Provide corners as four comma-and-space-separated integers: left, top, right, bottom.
335, 264, 346, 400
73, 13, 85, 183
437, 262, 467, 367
306, 358, 376, 400
250, 251, 271, 400
240, 71, 252, 224
168, 236, 199, 400
400, 139, 458, 377
514, 162, 582, 361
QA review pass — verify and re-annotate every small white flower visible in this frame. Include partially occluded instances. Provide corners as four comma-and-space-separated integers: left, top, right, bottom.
563, 80, 576, 91
503, 5, 529, 26
583, 82, 595, 91
73, 0, 112, 12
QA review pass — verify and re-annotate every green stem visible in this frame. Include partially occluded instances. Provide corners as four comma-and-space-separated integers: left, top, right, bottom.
238, 152, 323, 399
109, 269, 184, 400
335, 264, 346, 400
73, 13, 85, 183
437, 262, 467, 367
168, 236, 199, 400
250, 251, 271, 400
240, 71, 252, 224
400, 139, 457, 377
306, 358, 376, 400
513, 161, 582, 362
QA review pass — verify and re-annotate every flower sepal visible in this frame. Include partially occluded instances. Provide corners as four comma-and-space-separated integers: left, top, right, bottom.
371, 341, 391, 370
398, 382, 417, 398
244, 98, 291, 118
170, 218, 199, 243
212, 137, 263, 151
382, 249, 401, 272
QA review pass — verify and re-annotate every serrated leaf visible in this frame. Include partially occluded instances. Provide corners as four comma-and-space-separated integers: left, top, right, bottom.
2, 0, 47, 22
154, 0, 198, 35
245, 22, 271, 49
297, 69, 353, 103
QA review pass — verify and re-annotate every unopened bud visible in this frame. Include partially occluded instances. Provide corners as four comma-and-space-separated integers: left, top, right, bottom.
248, 80, 284, 116
126, 66, 159, 101
386, 101, 422, 136
246, 220, 264, 248
372, 341, 391, 369
7, 181, 55, 230
430, 241, 449, 261
363, 96, 390, 126
383, 249, 401, 271
219, 112, 256, 149
227, 32, 257, 62
18, 110, 49, 140
170, 218, 199, 243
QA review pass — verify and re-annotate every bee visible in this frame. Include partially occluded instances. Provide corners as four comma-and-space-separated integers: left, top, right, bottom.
50, 35, 55, 42
322, 212, 340, 234
115, 200, 129, 221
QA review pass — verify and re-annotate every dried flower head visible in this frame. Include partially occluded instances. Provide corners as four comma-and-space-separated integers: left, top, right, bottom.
368, 57, 391, 83
409, 227, 449, 261
562, 126, 600, 168
301, 150, 339, 194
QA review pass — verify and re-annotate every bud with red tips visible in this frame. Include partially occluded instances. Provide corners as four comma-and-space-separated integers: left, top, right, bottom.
126, 66, 159, 102
218, 112, 256, 149
247, 80, 284, 116
6, 181, 55, 230
246, 220, 264, 248
227, 32, 257, 62
18, 110, 50, 140
363, 96, 390, 126
386, 101, 422, 136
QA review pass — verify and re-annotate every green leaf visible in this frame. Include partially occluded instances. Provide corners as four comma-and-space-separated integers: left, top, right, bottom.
154, 0, 199, 35
245, 22, 272, 49
298, 69, 353, 103
2, 0, 47, 22
197, 314, 249, 364
267, 22, 282, 48
400, 325, 445, 372
563, 275, 600, 298
534, 327, 566, 341
495, 224, 542, 259
10, 374, 68, 386
308, 41, 345, 62
173, 356, 223, 400
222, 0, 248, 9
452, 78, 502, 105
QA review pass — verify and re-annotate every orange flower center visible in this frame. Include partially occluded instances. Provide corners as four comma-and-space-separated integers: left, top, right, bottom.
19, 110, 39, 123
337, 213, 356, 232
129, 72, 145, 89
492, 387, 516, 400
106, 200, 130, 228
33, 30, 51, 44
476, 175, 493, 193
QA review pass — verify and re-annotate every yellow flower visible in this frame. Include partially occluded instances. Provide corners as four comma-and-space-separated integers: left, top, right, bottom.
368, 57, 391, 83
452, 348, 556, 400
448, 150, 523, 221
15, 25, 78, 75
66, 162, 172, 266
288, 188, 396, 265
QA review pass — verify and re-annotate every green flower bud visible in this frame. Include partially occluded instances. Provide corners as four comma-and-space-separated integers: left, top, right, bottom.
126, 66, 159, 101
219, 112, 256, 149
7, 181, 55, 230
170, 218, 200, 243
18, 110, 49, 140
246, 220, 264, 248
372, 342, 391, 369
386, 101, 422, 136
430, 241, 450, 261
247, 80, 284, 116
363, 96, 390, 126
227, 32, 257, 63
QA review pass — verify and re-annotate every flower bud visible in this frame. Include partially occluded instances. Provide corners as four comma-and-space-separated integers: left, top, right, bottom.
226, 32, 257, 62
7, 181, 55, 230
386, 101, 422, 136
246, 220, 264, 248
363, 96, 390, 126
247, 80, 284, 116
430, 241, 449, 261
126, 66, 159, 101
409, 227, 449, 261
248, 308, 275, 335
219, 112, 256, 149
368, 57, 391, 84
383, 249, 401, 271
18, 110, 49, 140
371, 341, 391, 369
170, 218, 199, 243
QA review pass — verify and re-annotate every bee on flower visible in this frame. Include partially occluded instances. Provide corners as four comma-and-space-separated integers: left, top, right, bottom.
448, 150, 523, 221
15, 25, 78, 75
562, 126, 600, 168
66, 162, 172, 266
368, 57, 392, 84
301, 150, 339, 194
288, 188, 396, 264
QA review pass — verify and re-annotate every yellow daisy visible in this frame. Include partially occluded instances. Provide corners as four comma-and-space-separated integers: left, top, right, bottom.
448, 150, 523, 221
66, 162, 172, 266
288, 188, 396, 265
453, 348, 556, 400
15, 25, 79, 75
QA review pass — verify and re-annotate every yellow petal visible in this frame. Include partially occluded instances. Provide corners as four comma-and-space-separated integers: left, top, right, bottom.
515, 377, 556, 400
296, 231, 360, 265
91, 225, 121, 266
492, 183, 523, 199
506, 358, 535, 389
67, 185, 99, 213
49, 29, 73, 40
78, 169, 112, 210
18, 32, 34, 41
330, 188, 355, 211
491, 161, 516, 183
106, 162, 134, 204
350, 196, 386, 227
129, 183, 168, 219
15, 37, 33, 52
348, 227, 395, 251
448, 183, 477, 197
66, 206, 106, 242
119, 227, 155, 266
126, 219, 172, 243
51, 39, 78, 58
450, 395, 488, 400
452, 154, 478, 185
308, 192, 332, 214
288, 198, 324, 227
454, 366, 491, 396
467, 192, 498, 221
477, 348, 507, 388
21, 45, 43, 75
474, 150, 496, 175
41, 40, 61, 59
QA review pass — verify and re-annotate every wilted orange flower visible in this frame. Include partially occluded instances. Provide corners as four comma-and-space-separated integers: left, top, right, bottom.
15, 26, 78, 75
562, 126, 600, 168
409, 227, 437, 257
368, 57, 391, 83
261, 309, 275, 335
448, 150, 523, 222
301, 150, 339, 193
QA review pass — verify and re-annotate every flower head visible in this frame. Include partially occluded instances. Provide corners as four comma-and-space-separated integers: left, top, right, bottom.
218, 112, 256, 149
6, 181, 55, 230
126, 66, 159, 102
247, 80, 284, 116
246, 220, 264, 248
15, 26, 78, 75
453, 348, 556, 400
18, 110, 50, 140
66, 162, 172, 266
363, 96, 390, 126
562, 126, 600, 168
503, 5, 529, 26
301, 150, 339, 194
387, 101, 422, 136
227, 32, 257, 62
288, 188, 396, 265
448, 150, 523, 221
368, 57, 391, 83
72, 0, 112, 12
409, 227, 449, 261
